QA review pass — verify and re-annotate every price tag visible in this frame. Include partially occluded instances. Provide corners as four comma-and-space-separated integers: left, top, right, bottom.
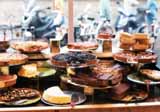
84, 86, 94, 95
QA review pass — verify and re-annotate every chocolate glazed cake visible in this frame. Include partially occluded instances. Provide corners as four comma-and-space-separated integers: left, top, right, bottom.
51, 52, 97, 68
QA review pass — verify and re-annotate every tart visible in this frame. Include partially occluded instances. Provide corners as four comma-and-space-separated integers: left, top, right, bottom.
68, 42, 98, 51
140, 69, 160, 81
0, 88, 40, 102
0, 75, 17, 88
11, 41, 49, 53
0, 53, 28, 66
113, 51, 157, 63
51, 52, 97, 68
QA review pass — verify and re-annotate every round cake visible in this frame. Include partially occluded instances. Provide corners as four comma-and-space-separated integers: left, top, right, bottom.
0, 53, 28, 66
68, 42, 98, 51
113, 51, 157, 63
51, 52, 97, 68
0, 75, 17, 88
11, 41, 49, 53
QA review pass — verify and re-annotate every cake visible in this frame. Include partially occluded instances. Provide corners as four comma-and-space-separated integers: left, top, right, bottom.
113, 51, 157, 63
119, 32, 151, 51
43, 86, 71, 104
51, 52, 97, 68
0, 53, 28, 66
68, 42, 98, 50
140, 69, 160, 80
120, 32, 135, 45
0, 75, 17, 88
110, 83, 130, 99
69, 60, 129, 87
18, 64, 39, 78
97, 33, 113, 39
0, 88, 40, 102
11, 41, 49, 53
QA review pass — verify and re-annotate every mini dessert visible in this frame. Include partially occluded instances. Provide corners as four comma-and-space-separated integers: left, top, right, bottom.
68, 42, 98, 50
43, 86, 71, 104
18, 64, 39, 78
51, 52, 97, 68
0, 88, 40, 102
11, 41, 49, 53
140, 69, 160, 81
0, 53, 28, 66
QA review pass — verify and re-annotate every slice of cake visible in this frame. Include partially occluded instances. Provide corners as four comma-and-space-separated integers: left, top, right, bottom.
18, 64, 39, 78
43, 86, 71, 104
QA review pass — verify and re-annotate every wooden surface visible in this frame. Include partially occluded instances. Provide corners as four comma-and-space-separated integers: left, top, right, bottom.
1, 102, 160, 112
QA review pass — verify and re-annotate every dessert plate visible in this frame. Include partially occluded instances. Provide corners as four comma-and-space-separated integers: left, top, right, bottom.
127, 73, 160, 85
41, 91, 86, 106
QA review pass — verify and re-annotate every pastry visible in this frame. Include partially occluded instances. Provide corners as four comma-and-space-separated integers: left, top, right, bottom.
140, 69, 160, 80
0, 53, 28, 66
133, 33, 148, 40
120, 32, 135, 45
68, 42, 98, 50
11, 41, 49, 53
51, 52, 97, 67
0, 75, 17, 88
97, 33, 113, 39
18, 64, 39, 78
43, 86, 71, 104
0, 88, 40, 102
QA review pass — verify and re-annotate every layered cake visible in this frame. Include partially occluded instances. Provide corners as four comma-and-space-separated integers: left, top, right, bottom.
51, 52, 97, 68
43, 86, 71, 104
119, 32, 151, 51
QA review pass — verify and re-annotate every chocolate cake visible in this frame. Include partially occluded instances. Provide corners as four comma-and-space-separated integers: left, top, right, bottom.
51, 52, 97, 68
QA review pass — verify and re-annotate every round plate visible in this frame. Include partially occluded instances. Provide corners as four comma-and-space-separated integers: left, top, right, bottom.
111, 90, 148, 102
61, 76, 118, 90
127, 73, 160, 85
41, 91, 86, 106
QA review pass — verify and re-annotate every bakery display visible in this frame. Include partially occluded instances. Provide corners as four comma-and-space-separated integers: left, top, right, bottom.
113, 51, 157, 63
119, 32, 151, 51
0, 53, 28, 66
51, 51, 97, 68
67, 42, 98, 51
0, 75, 17, 88
10, 41, 49, 53
42, 86, 71, 104
18, 64, 39, 78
